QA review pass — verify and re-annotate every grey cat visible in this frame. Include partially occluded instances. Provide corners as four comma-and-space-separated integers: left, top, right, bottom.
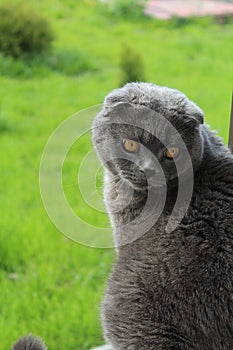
92, 82, 233, 349
11, 82, 233, 350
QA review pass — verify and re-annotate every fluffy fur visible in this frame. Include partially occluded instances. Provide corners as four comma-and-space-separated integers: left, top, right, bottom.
92, 83, 233, 349
11, 335, 47, 350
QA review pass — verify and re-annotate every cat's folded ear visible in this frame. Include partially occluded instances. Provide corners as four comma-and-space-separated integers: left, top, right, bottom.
173, 110, 204, 132
193, 112, 204, 125
105, 89, 129, 105
183, 113, 204, 127
184, 99, 204, 125
100, 101, 141, 120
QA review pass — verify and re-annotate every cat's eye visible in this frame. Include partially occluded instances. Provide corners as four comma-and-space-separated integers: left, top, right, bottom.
165, 147, 180, 159
123, 139, 139, 153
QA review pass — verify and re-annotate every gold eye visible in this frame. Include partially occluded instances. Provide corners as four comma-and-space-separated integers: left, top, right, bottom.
165, 147, 180, 159
123, 139, 139, 153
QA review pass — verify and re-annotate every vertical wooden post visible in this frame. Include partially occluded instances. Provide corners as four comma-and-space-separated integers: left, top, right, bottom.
228, 92, 233, 152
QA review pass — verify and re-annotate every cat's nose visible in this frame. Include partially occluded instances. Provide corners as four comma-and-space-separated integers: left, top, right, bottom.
143, 168, 158, 179
142, 168, 164, 187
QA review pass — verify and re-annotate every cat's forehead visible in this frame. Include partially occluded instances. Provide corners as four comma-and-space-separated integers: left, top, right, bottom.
93, 83, 204, 148
98, 102, 183, 145
103, 82, 204, 122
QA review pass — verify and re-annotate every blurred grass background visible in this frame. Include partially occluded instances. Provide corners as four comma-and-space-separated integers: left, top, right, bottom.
0, 0, 232, 349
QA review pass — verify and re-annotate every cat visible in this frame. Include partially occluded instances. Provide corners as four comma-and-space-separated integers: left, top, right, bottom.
11, 82, 233, 349
92, 82, 233, 349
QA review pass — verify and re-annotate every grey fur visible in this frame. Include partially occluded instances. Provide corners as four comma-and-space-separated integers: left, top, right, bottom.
92, 83, 233, 349
11, 334, 47, 350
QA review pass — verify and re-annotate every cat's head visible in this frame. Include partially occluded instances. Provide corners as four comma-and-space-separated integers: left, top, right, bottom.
92, 83, 204, 191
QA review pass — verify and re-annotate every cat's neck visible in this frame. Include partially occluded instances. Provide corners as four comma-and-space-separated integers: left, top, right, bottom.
104, 171, 178, 246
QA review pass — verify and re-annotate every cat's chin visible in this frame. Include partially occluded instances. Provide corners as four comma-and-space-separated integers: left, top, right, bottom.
119, 176, 146, 192
123, 178, 164, 192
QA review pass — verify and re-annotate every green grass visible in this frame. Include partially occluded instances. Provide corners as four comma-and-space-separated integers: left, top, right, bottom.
0, 0, 233, 349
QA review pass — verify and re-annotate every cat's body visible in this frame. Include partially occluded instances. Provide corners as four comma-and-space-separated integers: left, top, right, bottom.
92, 83, 233, 349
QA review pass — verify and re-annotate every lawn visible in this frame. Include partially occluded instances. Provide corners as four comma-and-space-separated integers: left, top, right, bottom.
0, 1, 233, 349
